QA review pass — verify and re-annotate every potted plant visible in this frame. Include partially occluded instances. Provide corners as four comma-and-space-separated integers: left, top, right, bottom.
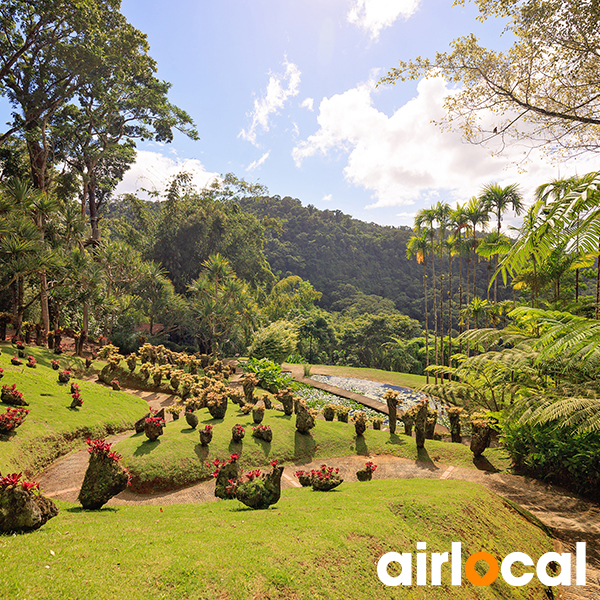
372, 417, 383, 430
336, 406, 350, 423
70, 389, 83, 408
322, 404, 336, 421
311, 464, 343, 491
0, 406, 29, 433
10, 357, 22, 366
356, 461, 377, 481
50, 360, 60, 371
252, 424, 273, 443
58, 370, 70, 383
144, 414, 165, 442
166, 404, 181, 421
295, 470, 313, 487
352, 411, 367, 436
199, 424, 213, 446
252, 404, 265, 424
1, 384, 28, 406
231, 423, 245, 443
110, 379, 120, 391
25, 356, 36, 369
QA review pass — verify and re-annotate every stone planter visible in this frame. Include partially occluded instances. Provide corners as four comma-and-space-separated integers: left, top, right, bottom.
207, 397, 227, 419
144, 421, 163, 442
70, 397, 83, 409
78, 454, 129, 510
323, 406, 335, 421
296, 403, 315, 433
252, 407, 264, 424
354, 420, 367, 436
312, 477, 342, 492
372, 420, 382, 430
231, 425, 245, 443
356, 469, 372, 482
185, 411, 199, 429
199, 428, 213, 446
297, 473, 312, 487
235, 466, 283, 510
0, 485, 58, 532
58, 371, 70, 383
336, 410, 349, 423
253, 426, 273, 443
470, 423, 492, 458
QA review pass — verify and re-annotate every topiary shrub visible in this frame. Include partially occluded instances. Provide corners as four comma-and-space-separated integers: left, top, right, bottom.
447, 406, 463, 443
248, 321, 297, 364
213, 453, 240, 499
414, 400, 428, 449
296, 402, 315, 434
352, 411, 367, 436
322, 404, 336, 421
311, 464, 343, 491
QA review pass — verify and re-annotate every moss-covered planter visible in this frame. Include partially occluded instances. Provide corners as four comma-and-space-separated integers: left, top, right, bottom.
235, 466, 283, 510
144, 421, 164, 442
78, 453, 130, 510
356, 469, 372, 482
0, 485, 58, 532
231, 424, 245, 443
448, 407, 463, 443
414, 400, 428, 449
311, 465, 343, 491
470, 421, 492, 457
322, 405, 335, 421
252, 425, 273, 443
296, 402, 315, 434
384, 390, 399, 435
252, 406, 264, 424
207, 397, 227, 420
199, 426, 213, 446
214, 459, 239, 499
185, 411, 199, 429
275, 388, 295, 416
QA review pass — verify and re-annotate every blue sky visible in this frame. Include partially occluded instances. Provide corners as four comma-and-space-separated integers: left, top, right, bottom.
7, 0, 598, 227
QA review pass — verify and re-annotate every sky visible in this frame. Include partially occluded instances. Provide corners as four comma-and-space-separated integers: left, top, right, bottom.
8, 0, 600, 229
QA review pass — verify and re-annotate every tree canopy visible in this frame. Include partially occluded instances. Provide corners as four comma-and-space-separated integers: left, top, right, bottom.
380, 0, 600, 159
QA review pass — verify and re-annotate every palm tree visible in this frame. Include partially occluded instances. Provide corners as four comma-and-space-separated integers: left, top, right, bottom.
464, 196, 489, 323
450, 204, 472, 347
477, 231, 511, 302
415, 208, 439, 372
407, 229, 433, 383
479, 183, 524, 303
434, 201, 451, 373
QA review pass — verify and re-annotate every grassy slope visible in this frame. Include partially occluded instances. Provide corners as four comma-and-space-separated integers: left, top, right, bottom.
304, 364, 428, 389
0, 479, 553, 600
116, 406, 512, 492
0, 344, 148, 475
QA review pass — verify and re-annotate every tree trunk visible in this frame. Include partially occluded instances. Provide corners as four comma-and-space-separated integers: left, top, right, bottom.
431, 243, 438, 384
423, 265, 429, 384
448, 256, 452, 369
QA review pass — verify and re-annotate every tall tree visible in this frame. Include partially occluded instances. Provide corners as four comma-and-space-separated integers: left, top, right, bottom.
464, 196, 489, 323
407, 229, 432, 383
415, 208, 439, 378
479, 182, 524, 302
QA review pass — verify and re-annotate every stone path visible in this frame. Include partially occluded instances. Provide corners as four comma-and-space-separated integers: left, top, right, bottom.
37, 375, 600, 600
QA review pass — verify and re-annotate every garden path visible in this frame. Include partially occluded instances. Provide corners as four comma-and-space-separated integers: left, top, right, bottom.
37, 376, 599, 600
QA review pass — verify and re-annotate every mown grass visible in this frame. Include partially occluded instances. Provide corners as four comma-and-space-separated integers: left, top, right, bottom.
0, 479, 553, 600
116, 404, 513, 492
299, 364, 429, 389
0, 344, 148, 476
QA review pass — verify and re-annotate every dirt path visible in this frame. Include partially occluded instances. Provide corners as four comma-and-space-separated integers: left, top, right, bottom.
37, 376, 599, 600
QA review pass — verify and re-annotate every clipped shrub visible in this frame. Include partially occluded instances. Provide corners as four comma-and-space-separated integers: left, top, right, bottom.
248, 321, 297, 364
311, 464, 343, 491
336, 405, 350, 423
0, 407, 29, 433
185, 411, 199, 429
356, 461, 377, 482
296, 402, 315, 434
199, 425, 213, 446
226, 460, 283, 510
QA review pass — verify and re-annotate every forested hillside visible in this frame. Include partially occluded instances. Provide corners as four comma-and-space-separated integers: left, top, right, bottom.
240, 195, 511, 321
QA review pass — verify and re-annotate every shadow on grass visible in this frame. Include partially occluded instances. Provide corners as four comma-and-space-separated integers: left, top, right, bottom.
416, 447, 439, 471
133, 439, 161, 456
472, 454, 499, 473
294, 430, 316, 462
200, 417, 224, 426
273, 414, 293, 421
65, 506, 119, 513
228, 440, 244, 455
194, 443, 209, 463
179, 427, 198, 435
385, 433, 408, 447
251, 435, 271, 458
354, 435, 369, 456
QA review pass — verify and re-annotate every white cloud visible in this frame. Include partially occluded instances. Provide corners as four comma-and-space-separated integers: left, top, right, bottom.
301, 98, 314, 111
292, 76, 599, 218
347, 0, 421, 40
322, 193, 333, 202
114, 150, 219, 199
246, 151, 271, 172
239, 60, 301, 146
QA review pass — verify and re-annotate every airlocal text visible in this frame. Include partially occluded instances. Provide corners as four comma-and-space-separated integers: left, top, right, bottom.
377, 542, 586, 587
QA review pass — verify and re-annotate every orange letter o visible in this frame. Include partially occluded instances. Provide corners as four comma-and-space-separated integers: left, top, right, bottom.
465, 552, 499, 586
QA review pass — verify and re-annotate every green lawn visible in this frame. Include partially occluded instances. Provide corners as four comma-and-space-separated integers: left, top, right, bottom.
0, 344, 148, 476
0, 479, 553, 600
116, 404, 513, 492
